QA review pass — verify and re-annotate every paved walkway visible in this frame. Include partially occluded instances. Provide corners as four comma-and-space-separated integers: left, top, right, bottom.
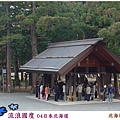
27, 95, 120, 106
0, 93, 120, 111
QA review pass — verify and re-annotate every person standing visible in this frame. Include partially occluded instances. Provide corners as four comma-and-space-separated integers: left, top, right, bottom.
62, 83, 66, 101
90, 83, 94, 100
54, 84, 59, 102
36, 81, 40, 99
100, 85, 107, 102
45, 85, 49, 101
58, 82, 63, 100
108, 84, 115, 103
94, 81, 98, 98
83, 84, 87, 101
40, 83, 43, 100
86, 84, 91, 101
48, 84, 51, 100
77, 83, 83, 101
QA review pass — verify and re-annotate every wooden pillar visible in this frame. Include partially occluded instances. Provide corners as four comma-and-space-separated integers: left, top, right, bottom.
113, 73, 119, 97
96, 76, 100, 93
101, 67, 106, 86
29, 73, 32, 86
44, 74, 51, 87
97, 67, 104, 98
69, 74, 72, 98
73, 68, 77, 101
51, 74, 55, 89
101, 73, 107, 86
101, 73, 104, 87
101, 72, 111, 90
96, 74, 102, 99
30, 73, 38, 93
97, 67, 102, 93
106, 73, 112, 85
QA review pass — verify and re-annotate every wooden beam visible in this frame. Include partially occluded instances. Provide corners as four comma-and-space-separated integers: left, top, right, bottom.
98, 46, 120, 71
92, 51, 108, 63
77, 52, 111, 67
79, 63, 111, 67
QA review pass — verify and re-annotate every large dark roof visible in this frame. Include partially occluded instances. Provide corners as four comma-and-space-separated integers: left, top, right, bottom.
20, 38, 120, 75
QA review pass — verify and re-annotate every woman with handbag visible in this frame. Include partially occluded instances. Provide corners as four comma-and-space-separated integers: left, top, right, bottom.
100, 85, 107, 102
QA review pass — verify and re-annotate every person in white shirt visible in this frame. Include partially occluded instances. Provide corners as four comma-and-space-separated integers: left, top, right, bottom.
62, 83, 66, 101
40, 84, 43, 100
77, 83, 83, 101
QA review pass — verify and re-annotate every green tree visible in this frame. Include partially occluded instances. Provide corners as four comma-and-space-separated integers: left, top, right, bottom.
98, 22, 120, 55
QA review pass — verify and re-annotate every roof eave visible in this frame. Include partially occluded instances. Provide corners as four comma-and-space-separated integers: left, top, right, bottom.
19, 67, 59, 74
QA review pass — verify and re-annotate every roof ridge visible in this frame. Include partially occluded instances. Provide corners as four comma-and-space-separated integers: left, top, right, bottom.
48, 38, 104, 46
48, 38, 104, 48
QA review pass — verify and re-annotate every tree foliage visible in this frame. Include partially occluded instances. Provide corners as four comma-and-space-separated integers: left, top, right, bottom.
98, 22, 120, 55
0, 1, 120, 71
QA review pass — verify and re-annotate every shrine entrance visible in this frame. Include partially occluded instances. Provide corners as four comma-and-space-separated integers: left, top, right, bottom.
20, 38, 120, 101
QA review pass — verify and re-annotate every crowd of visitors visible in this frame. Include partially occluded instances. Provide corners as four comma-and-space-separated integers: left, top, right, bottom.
35, 80, 115, 103
36, 81, 51, 101
78, 81, 98, 102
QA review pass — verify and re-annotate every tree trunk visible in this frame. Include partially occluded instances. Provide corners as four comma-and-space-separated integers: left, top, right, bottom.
31, 1, 38, 93
14, 53, 20, 86
6, 3, 12, 93
31, 1, 38, 57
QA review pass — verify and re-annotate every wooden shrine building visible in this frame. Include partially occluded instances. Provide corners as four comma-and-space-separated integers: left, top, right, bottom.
20, 38, 120, 101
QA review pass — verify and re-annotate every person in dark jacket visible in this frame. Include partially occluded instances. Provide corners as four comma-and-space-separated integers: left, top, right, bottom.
58, 82, 63, 100
90, 83, 94, 100
36, 81, 40, 99
83, 84, 87, 101
94, 81, 98, 98
54, 84, 59, 102
108, 84, 115, 103
100, 85, 107, 102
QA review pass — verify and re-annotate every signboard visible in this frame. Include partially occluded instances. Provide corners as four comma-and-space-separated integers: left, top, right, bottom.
2, 69, 6, 74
